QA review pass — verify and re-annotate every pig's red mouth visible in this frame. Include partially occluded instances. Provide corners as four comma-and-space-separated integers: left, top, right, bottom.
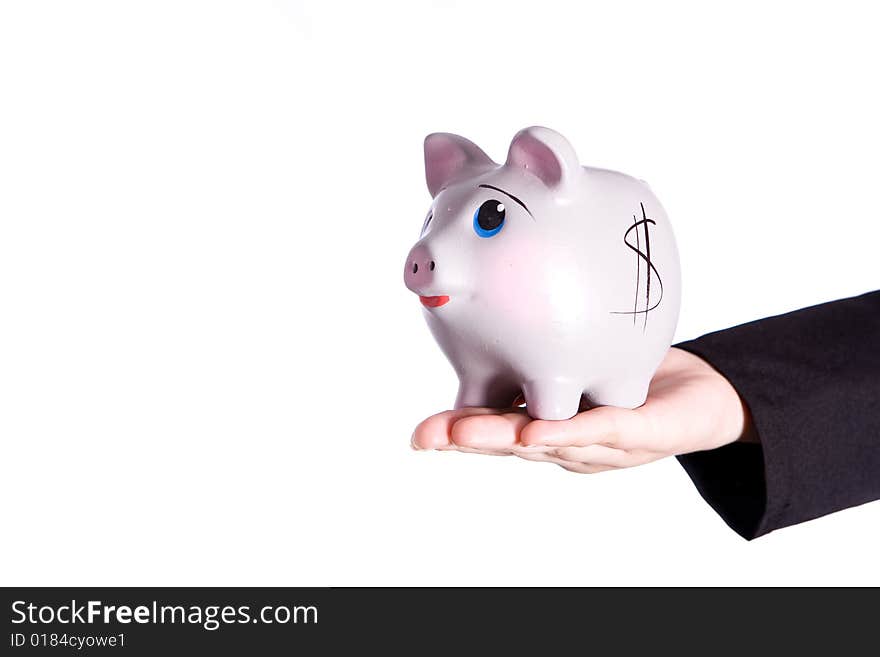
419, 295, 450, 308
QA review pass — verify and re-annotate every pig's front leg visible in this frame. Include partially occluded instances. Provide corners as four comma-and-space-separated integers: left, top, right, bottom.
588, 379, 651, 410
522, 379, 582, 421
454, 377, 520, 410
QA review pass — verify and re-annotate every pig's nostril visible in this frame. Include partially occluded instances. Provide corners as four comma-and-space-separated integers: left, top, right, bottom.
429, 261, 435, 271
412, 262, 418, 274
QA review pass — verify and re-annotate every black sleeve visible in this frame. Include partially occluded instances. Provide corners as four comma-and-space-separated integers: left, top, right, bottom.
674, 290, 880, 540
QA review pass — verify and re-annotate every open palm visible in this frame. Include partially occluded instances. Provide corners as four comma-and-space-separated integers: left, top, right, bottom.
412, 348, 754, 473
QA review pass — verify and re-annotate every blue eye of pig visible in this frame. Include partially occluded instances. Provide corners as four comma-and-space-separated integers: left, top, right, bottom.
473, 200, 506, 238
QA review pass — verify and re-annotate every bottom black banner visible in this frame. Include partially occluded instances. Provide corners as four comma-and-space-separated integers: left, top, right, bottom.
0, 587, 872, 654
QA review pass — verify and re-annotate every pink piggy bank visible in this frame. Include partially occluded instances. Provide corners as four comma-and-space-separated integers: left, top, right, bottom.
404, 127, 681, 420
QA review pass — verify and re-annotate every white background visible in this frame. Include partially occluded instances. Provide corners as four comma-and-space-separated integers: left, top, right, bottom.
1, 1, 878, 586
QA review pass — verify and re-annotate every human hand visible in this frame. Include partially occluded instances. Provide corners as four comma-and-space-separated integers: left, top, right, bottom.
411, 348, 755, 473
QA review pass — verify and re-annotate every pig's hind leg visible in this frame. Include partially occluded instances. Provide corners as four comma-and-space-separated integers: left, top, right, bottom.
521, 379, 583, 421
586, 378, 651, 410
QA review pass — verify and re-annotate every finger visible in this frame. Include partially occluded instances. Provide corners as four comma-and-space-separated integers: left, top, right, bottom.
450, 410, 531, 450
556, 461, 616, 474
511, 449, 616, 474
511, 448, 563, 463
411, 407, 498, 450
451, 445, 514, 457
520, 405, 647, 449
550, 444, 634, 468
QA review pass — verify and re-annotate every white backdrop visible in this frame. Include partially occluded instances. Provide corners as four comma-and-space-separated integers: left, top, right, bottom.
1, 0, 878, 586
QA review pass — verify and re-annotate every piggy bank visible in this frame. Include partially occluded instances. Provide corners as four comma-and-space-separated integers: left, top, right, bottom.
404, 127, 680, 420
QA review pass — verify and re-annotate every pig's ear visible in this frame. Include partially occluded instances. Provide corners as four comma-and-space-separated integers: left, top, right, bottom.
424, 133, 494, 197
505, 126, 580, 187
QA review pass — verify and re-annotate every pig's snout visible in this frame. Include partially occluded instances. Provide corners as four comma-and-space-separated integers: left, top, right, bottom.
404, 245, 437, 293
